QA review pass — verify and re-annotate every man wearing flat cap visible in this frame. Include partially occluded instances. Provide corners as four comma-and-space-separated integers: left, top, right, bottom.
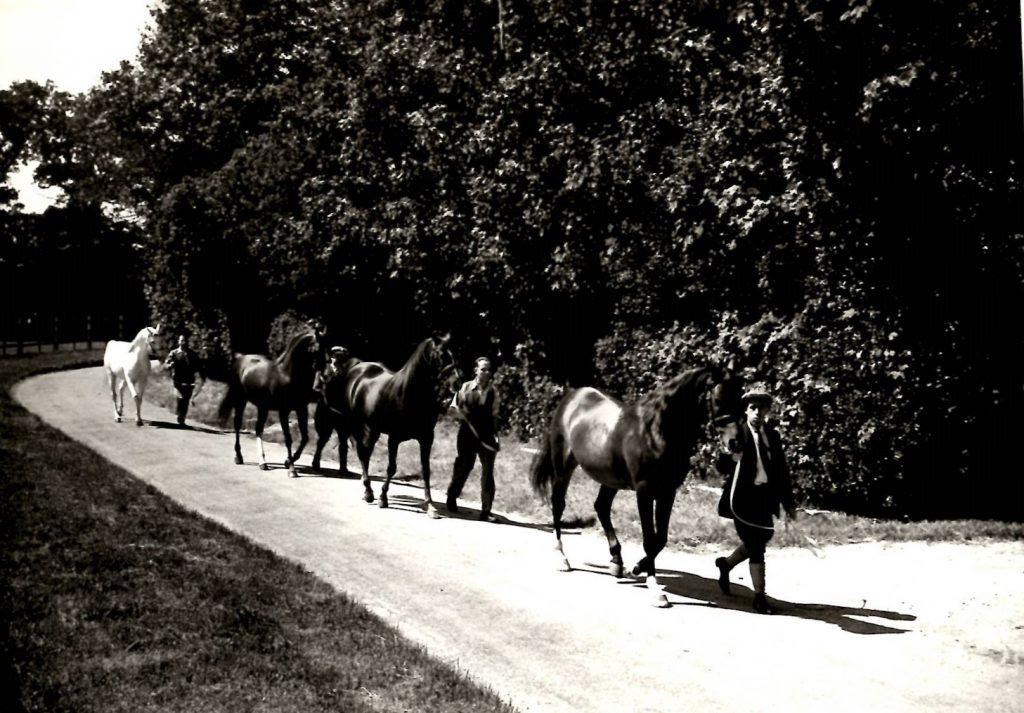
313, 345, 351, 395
714, 385, 796, 614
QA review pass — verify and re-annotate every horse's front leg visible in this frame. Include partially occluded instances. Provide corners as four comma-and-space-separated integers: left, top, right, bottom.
419, 434, 440, 519
279, 408, 298, 477
255, 407, 270, 470
291, 404, 309, 467
632, 487, 671, 608
125, 377, 143, 426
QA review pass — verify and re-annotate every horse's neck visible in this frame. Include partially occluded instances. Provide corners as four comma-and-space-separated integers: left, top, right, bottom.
277, 336, 315, 385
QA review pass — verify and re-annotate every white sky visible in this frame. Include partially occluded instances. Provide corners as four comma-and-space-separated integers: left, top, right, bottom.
1, 0, 155, 211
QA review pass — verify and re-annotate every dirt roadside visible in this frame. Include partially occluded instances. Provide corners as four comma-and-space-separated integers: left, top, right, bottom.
13, 367, 1024, 713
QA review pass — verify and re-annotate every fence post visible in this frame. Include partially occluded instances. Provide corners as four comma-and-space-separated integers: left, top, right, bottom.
86, 314, 92, 350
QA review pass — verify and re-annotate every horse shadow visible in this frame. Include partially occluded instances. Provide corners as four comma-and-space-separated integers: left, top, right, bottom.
378, 492, 553, 532
289, 464, 362, 480
148, 419, 222, 435
577, 563, 916, 635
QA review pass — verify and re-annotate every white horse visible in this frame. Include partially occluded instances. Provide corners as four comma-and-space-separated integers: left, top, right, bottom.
103, 324, 160, 426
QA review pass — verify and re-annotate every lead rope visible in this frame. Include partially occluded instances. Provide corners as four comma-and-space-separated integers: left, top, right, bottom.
728, 455, 825, 557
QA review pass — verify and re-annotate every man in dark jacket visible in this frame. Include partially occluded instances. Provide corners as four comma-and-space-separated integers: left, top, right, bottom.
715, 386, 796, 614
446, 357, 500, 521
163, 334, 205, 426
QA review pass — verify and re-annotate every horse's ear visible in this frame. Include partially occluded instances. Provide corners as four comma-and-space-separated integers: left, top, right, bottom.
435, 332, 451, 346
154, 323, 162, 334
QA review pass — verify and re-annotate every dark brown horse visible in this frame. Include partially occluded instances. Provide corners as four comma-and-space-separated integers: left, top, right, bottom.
218, 329, 325, 477
318, 335, 459, 517
531, 364, 742, 607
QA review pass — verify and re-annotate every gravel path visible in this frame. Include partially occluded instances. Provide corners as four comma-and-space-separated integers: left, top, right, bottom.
13, 367, 1024, 713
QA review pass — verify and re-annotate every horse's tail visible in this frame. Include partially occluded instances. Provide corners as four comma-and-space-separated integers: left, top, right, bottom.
216, 381, 237, 426
217, 358, 243, 425
530, 428, 556, 500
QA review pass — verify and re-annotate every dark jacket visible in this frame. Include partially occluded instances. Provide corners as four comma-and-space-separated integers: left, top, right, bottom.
717, 419, 794, 528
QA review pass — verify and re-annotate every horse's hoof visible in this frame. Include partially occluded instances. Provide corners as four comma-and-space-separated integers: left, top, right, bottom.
234, 455, 243, 465
609, 562, 625, 579
284, 458, 292, 468
379, 496, 389, 509
651, 592, 671, 608
311, 461, 320, 471
259, 463, 269, 471
135, 420, 143, 427
115, 417, 121, 423
288, 469, 298, 478
426, 504, 441, 519
363, 491, 374, 504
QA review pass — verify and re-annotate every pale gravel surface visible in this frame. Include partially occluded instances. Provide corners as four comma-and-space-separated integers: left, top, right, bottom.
13, 366, 1024, 713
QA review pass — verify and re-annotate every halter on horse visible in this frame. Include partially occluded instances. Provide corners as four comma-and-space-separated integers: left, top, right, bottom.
103, 324, 160, 426
326, 335, 460, 518
531, 364, 742, 607
217, 329, 325, 477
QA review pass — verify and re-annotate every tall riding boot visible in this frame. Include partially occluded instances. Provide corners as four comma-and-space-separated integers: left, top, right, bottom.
750, 563, 772, 614
715, 545, 748, 595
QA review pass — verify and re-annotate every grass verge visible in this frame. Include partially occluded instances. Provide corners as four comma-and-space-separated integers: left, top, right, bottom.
146, 364, 1023, 552
1, 351, 516, 713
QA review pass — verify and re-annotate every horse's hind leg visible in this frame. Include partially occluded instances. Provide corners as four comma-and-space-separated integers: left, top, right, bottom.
232, 405, 245, 465
550, 457, 575, 571
255, 408, 269, 470
595, 485, 624, 578
108, 372, 122, 421
378, 437, 399, 510
356, 431, 378, 503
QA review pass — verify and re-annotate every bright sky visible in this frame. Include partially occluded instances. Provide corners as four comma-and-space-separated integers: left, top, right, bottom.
0, 0, 155, 211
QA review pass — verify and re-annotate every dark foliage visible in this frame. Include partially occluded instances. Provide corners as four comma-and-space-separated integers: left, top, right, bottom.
3, 1, 1020, 519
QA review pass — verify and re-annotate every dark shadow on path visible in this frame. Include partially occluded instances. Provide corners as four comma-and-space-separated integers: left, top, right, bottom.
148, 419, 222, 434
574, 562, 916, 635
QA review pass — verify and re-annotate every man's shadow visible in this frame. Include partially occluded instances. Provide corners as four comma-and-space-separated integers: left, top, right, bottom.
578, 563, 916, 635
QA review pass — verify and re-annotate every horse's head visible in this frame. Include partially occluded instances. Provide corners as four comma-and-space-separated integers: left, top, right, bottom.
427, 333, 462, 408
706, 360, 744, 454
131, 325, 160, 354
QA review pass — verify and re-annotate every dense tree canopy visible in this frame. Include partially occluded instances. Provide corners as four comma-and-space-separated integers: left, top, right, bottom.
3, 0, 1020, 519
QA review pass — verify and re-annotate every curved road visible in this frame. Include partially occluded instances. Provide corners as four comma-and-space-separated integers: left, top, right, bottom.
13, 367, 1024, 713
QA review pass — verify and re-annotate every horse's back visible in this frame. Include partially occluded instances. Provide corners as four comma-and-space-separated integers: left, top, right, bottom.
345, 362, 389, 412
557, 387, 625, 483
103, 340, 131, 371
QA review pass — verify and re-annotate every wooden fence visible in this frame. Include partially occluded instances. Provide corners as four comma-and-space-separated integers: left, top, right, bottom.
0, 314, 126, 357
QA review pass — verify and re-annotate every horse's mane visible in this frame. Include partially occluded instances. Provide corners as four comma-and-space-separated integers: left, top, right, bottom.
276, 331, 317, 366
636, 366, 715, 459
129, 326, 155, 351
